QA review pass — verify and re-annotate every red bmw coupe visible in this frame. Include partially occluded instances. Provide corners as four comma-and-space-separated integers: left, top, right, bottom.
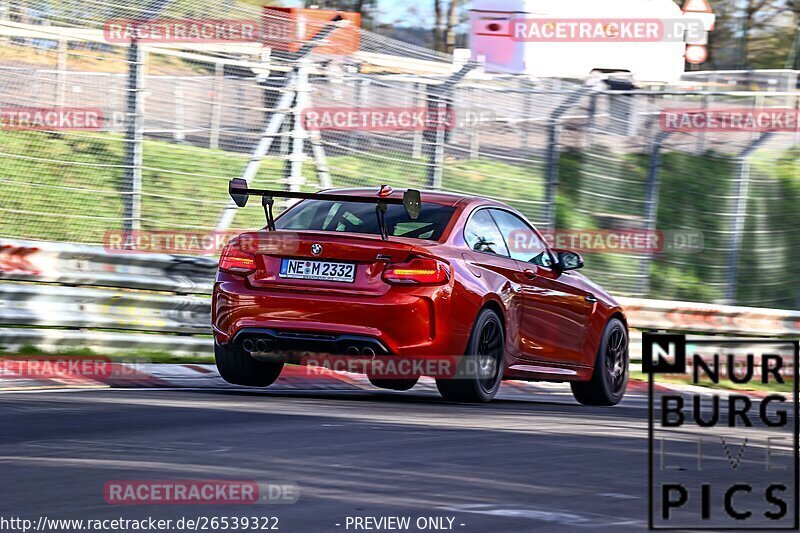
212, 180, 629, 404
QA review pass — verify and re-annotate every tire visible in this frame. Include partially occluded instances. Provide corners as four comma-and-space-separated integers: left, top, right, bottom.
436, 308, 505, 403
215, 342, 283, 387
571, 318, 628, 406
367, 376, 419, 391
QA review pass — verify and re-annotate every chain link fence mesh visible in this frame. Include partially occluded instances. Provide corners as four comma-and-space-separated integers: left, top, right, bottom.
0, 1, 798, 308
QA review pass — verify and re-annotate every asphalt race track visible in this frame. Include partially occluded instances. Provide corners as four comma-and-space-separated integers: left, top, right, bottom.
0, 382, 792, 532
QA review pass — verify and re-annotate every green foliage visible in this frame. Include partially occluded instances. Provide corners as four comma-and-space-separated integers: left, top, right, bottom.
735, 148, 800, 307
0, 131, 797, 308
650, 151, 736, 302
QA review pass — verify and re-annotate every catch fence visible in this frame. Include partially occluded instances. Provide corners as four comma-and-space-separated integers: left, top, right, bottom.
0, 2, 797, 308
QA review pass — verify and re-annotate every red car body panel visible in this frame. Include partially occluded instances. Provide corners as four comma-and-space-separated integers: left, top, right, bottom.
212, 189, 627, 383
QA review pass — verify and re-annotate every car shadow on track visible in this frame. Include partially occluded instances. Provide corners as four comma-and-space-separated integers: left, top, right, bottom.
171, 386, 623, 412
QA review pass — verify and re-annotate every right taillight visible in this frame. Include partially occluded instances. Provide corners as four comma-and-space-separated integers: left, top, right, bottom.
382, 258, 450, 285
219, 243, 256, 275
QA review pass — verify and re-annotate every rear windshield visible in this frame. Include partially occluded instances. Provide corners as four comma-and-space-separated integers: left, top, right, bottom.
275, 199, 456, 241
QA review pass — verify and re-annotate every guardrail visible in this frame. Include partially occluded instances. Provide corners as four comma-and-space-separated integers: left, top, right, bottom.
0, 238, 216, 355
618, 297, 800, 337
0, 239, 216, 293
0, 283, 210, 333
1, 238, 798, 358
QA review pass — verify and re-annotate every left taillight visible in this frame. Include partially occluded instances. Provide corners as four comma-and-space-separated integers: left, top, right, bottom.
382, 257, 450, 285
219, 243, 256, 275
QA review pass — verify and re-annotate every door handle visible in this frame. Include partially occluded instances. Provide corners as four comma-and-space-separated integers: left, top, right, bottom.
585, 294, 598, 303
523, 269, 537, 279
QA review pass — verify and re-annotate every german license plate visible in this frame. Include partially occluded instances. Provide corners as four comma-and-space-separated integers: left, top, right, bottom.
279, 259, 356, 283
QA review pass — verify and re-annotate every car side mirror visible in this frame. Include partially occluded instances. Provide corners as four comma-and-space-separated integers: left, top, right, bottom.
555, 249, 584, 271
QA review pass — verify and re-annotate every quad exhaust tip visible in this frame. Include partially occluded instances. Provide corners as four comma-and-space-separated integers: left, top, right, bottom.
242, 338, 273, 353
241, 337, 382, 356
255, 339, 272, 353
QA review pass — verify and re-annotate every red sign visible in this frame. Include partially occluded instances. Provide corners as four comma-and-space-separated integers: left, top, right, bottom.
682, 0, 712, 13
685, 44, 708, 64
263, 7, 360, 55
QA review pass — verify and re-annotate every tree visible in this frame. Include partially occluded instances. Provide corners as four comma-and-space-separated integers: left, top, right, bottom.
682, 0, 796, 69
703, 0, 740, 68
736, 0, 768, 66
432, 0, 461, 53
788, 0, 800, 68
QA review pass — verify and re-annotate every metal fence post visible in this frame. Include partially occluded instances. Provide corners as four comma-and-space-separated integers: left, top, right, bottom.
585, 91, 597, 148
235, 80, 245, 133
209, 63, 223, 149
543, 121, 562, 230
638, 130, 673, 296
284, 59, 310, 193
543, 87, 593, 230
412, 82, 423, 159
120, 0, 175, 235
521, 78, 531, 148
697, 93, 710, 154
122, 40, 145, 234
724, 132, 775, 304
425, 63, 478, 190
348, 77, 370, 151
468, 86, 481, 159
724, 158, 752, 305
424, 85, 447, 190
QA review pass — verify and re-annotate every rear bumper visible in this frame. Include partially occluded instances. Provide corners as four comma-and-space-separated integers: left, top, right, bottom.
229, 328, 390, 356
212, 277, 470, 356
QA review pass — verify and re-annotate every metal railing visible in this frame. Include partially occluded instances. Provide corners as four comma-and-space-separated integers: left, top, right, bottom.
0, 238, 215, 355
2, 238, 799, 358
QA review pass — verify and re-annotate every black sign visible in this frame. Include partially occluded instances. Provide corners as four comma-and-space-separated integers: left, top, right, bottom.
646, 334, 799, 530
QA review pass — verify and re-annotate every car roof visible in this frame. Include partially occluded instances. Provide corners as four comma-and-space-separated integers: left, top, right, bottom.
320, 187, 511, 210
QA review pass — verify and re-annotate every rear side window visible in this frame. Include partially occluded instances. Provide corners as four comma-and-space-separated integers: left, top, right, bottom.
464, 209, 509, 257
275, 200, 455, 241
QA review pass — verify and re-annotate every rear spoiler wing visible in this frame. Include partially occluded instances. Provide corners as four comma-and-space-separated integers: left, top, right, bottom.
228, 178, 422, 240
